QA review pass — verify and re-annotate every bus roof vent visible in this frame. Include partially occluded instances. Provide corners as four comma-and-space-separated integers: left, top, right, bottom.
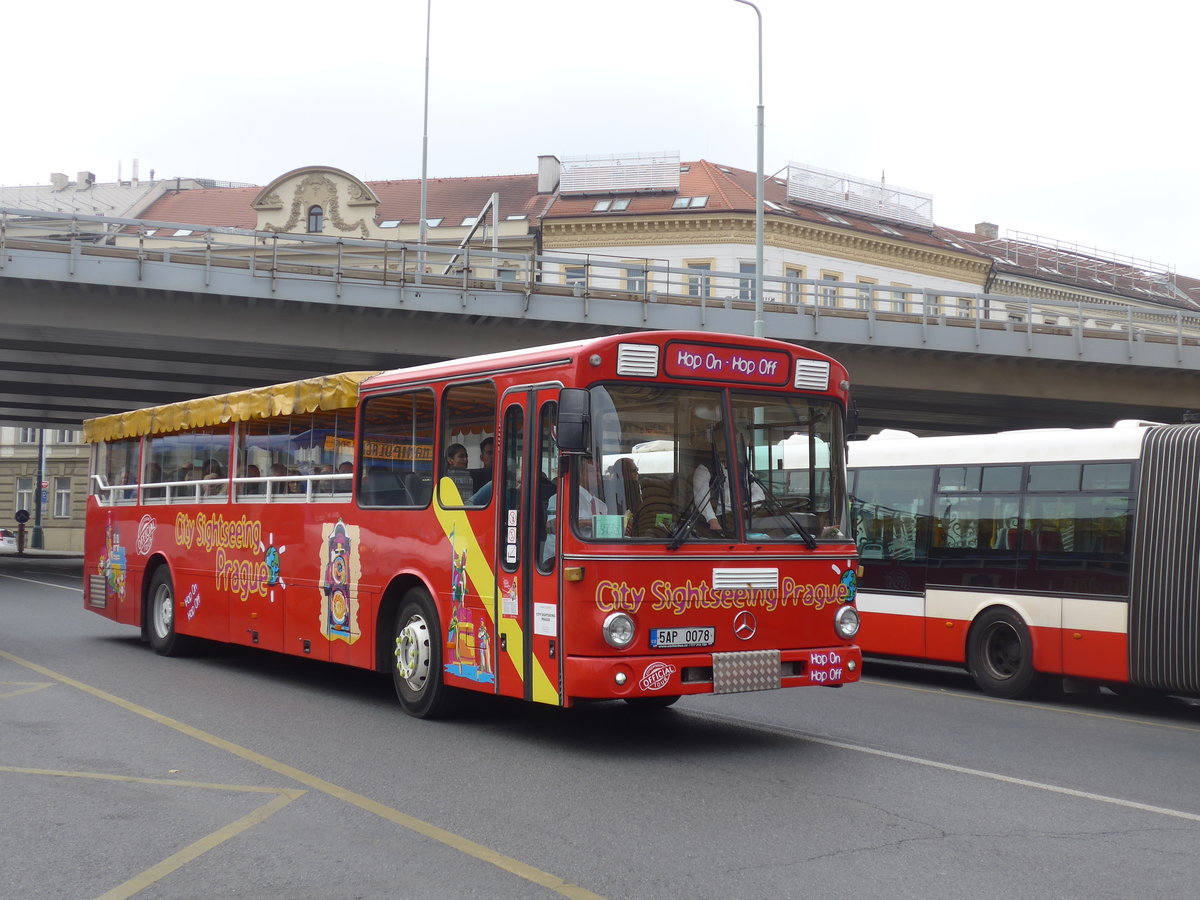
794, 359, 830, 391
617, 342, 660, 377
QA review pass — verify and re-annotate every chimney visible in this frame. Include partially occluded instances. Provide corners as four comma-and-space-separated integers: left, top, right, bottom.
76, 171, 96, 190
132, 158, 139, 187
537, 155, 561, 194
50, 173, 69, 191
975, 221, 999, 240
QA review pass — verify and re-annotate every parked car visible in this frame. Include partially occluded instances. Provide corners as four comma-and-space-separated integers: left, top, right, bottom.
0, 528, 16, 553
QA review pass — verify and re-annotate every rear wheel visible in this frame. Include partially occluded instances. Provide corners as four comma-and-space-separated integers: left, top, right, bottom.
146, 568, 196, 657
391, 588, 459, 719
967, 607, 1042, 699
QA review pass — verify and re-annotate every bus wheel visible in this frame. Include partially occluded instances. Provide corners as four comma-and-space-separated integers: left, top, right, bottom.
146, 568, 195, 657
391, 589, 458, 719
968, 607, 1042, 699
624, 695, 681, 710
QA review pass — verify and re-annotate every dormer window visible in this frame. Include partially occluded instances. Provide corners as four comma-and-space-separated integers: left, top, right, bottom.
672, 196, 708, 209
307, 205, 324, 233
592, 198, 631, 212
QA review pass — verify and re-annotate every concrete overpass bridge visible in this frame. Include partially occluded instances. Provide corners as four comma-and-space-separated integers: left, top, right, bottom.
3, 208, 1199, 436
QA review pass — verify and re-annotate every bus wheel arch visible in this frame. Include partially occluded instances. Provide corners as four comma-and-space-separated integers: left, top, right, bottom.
387, 583, 460, 719
144, 563, 196, 657
967, 605, 1043, 699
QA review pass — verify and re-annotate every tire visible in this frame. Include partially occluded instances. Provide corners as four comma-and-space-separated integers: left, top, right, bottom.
146, 568, 196, 657
391, 588, 459, 719
967, 607, 1042, 699
624, 695, 681, 709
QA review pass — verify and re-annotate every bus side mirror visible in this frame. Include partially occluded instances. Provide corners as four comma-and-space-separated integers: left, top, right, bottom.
556, 388, 590, 453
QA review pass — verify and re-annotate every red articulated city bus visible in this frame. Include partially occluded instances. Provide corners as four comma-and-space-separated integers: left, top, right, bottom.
83, 331, 861, 717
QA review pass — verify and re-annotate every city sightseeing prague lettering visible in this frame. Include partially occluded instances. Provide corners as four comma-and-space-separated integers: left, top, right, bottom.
595, 562, 857, 616
98, 510, 364, 645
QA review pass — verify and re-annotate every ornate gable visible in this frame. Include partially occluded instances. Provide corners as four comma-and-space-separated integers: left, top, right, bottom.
252, 166, 380, 238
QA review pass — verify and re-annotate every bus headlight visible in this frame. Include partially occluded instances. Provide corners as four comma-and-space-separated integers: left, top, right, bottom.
602, 612, 636, 649
834, 604, 860, 639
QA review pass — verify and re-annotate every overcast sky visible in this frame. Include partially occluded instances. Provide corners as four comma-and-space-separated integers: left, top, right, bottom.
7, 0, 1197, 275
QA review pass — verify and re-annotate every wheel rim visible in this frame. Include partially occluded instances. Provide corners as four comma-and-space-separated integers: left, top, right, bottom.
152, 583, 173, 640
395, 614, 431, 694
982, 621, 1021, 680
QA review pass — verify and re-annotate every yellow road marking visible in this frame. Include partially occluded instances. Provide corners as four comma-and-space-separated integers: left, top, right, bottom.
0, 766, 303, 900
0, 648, 606, 900
0, 680, 54, 699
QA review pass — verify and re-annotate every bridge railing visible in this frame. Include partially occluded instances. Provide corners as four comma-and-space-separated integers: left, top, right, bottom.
4, 206, 1199, 354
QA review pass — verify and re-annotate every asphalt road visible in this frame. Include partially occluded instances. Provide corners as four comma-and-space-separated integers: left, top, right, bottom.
3, 556, 1199, 900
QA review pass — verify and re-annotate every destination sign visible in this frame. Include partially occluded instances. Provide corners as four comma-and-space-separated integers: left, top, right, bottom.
664, 342, 791, 386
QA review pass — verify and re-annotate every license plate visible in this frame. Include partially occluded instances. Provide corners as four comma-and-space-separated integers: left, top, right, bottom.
650, 627, 715, 649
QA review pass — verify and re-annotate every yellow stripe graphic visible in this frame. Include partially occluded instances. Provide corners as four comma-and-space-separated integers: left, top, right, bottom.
434, 478, 558, 704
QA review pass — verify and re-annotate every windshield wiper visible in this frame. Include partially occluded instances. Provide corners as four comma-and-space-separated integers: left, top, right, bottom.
745, 467, 818, 549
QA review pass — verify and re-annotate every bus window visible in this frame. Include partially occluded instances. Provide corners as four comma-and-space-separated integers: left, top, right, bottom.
359, 390, 434, 507
440, 382, 496, 508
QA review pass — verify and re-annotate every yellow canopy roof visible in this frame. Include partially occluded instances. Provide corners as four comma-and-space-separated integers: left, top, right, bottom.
83, 371, 378, 444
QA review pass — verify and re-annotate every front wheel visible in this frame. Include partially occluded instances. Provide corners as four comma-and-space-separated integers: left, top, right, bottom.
146, 568, 196, 657
967, 607, 1043, 699
391, 588, 459, 719
624, 695, 681, 710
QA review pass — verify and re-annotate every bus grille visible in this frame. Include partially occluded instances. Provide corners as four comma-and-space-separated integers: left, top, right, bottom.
88, 574, 108, 609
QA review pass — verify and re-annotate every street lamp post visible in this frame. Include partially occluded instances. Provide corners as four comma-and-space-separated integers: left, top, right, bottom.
733, 0, 765, 339
418, 0, 432, 275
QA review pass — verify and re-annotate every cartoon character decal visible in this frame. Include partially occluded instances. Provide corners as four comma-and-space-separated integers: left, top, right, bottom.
97, 516, 127, 602
444, 524, 494, 684
319, 519, 361, 644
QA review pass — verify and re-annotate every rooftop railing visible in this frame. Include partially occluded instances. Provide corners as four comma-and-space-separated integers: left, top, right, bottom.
5, 206, 1199, 360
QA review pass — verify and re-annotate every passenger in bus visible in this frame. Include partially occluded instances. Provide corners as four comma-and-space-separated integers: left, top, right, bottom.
203, 459, 226, 495
444, 443, 474, 499
692, 433, 762, 535
605, 457, 641, 519
242, 464, 265, 495
470, 436, 495, 492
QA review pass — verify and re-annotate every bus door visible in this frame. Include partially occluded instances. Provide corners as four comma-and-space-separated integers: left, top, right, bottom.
495, 390, 562, 706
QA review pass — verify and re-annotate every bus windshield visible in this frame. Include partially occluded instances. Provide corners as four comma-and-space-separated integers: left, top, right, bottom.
575, 384, 846, 543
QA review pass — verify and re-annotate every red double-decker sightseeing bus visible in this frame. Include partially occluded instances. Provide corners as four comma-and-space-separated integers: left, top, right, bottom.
83, 331, 861, 717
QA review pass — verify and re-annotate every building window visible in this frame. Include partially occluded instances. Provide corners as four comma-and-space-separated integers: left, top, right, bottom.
16, 476, 32, 513
53, 477, 71, 518
18, 428, 37, 445
888, 283, 911, 314
624, 264, 647, 294
498, 267, 519, 282
54, 429, 78, 444
857, 277, 877, 310
423, 217, 443, 228
684, 260, 712, 298
307, 205, 324, 233
563, 265, 587, 289
820, 271, 842, 305
672, 196, 708, 209
594, 199, 630, 212
738, 262, 757, 301
784, 265, 806, 304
